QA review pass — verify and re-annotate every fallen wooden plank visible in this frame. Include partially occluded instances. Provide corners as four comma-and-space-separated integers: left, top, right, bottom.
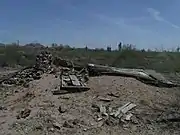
52, 90, 70, 95
63, 77, 71, 82
61, 79, 67, 87
78, 68, 85, 74
121, 103, 136, 114
113, 102, 131, 117
52, 86, 90, 95
69, 75, 81, 86
61, 86, 90, 91
99, 97, 112, 102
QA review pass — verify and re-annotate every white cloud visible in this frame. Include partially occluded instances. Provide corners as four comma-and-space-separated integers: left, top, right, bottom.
94, 13, 154, 34
147, 8, 180, 29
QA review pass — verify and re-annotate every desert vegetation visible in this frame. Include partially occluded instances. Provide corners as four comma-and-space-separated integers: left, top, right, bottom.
1, 42, 180, 73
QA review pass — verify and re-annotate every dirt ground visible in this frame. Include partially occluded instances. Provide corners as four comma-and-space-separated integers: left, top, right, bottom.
0, 74, 180, 135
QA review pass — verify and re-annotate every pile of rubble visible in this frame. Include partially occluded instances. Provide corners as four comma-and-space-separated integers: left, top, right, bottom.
35, 51, 53, 72
1, 51, 54, 87
0, 51, 89, 89
0, 51, 179, 89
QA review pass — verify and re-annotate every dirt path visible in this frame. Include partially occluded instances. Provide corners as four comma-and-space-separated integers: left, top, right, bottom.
0, 75, 180, 135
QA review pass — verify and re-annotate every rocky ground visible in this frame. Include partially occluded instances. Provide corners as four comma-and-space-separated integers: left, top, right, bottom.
0, 73, 180, 135
0, 51, 180, 135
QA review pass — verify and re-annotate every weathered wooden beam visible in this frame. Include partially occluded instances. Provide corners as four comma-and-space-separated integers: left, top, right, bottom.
69, 75, 81, 86
112, 102, 131, 117
61, 85, 90, 91
121, 103, 136, 114
52, 86, 90, 95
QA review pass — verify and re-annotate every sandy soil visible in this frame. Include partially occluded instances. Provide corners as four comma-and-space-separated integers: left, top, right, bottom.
0, 74, 180, 135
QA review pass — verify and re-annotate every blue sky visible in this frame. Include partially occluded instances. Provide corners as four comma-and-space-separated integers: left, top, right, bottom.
0, 0, 180, 49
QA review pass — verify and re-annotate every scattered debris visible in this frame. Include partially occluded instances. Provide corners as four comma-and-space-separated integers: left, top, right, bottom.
97, 117, 103, 121
93, 102, 137, 127
49, 127, 55, 132
58, 106, 66, 113
130, 115, 139, 125
121, 103, 136, 114
157, 112, 180, 123
91, 103, 100, 112
1, 51, 179, 89
63, 121, 74, 128
125, 113, 133, 121
17, 108, 31, 119
111, 102, 136, 118
105, 117, 118, 126
107, 92, 120, 98
0, 51, 180, 134
0, 105, 7, 110
52, 121, 61, 130
100, 105, 108, 116
97, 120, 104, 127
99, 97, 112, 102
58, 96, 70, 100
111, 102, 130, 117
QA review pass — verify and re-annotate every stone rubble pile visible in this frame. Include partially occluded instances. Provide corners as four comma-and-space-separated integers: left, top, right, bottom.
35, 51, 53, 72
1, 51, 54, 87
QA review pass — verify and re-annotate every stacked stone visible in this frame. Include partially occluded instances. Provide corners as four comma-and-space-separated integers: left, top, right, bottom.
2, 51, 53, 87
